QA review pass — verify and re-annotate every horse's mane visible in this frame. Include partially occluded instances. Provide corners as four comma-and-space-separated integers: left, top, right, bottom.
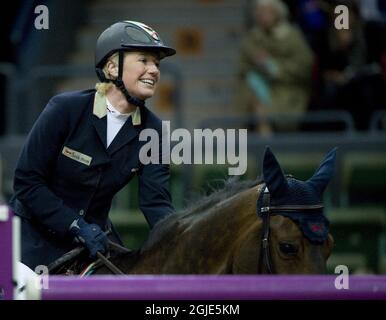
180, 177, 261, 216
141, 177, 262, 251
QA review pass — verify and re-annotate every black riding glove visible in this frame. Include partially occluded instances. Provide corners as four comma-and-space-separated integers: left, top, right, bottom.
69, 218, 108, 258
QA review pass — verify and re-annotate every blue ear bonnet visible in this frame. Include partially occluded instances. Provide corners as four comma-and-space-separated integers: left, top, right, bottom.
261, 147, 337, 244
271, 177, 322, 207
276, 178, 329, 244
279, 210, 330, 244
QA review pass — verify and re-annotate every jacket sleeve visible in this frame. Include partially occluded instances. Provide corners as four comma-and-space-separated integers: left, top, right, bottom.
138, 162, 174, 229
13, 95, 80, 238
137, 124, 174, 229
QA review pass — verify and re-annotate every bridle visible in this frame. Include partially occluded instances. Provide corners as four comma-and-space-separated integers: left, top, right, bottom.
256, 183, 324, 274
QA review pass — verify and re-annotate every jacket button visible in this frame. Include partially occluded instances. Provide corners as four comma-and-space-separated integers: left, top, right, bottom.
79, 209, 85, 216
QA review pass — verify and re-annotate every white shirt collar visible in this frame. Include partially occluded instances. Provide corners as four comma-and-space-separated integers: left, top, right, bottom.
106, 98, 133, 121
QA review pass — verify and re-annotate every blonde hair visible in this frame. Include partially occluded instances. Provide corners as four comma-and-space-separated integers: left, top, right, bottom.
95, 52, 119, 95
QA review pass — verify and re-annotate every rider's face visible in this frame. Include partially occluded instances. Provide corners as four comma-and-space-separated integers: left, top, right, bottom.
121, 51, 161, 100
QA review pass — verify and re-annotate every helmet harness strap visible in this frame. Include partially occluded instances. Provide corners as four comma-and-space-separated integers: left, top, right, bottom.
110, 51, 145, 108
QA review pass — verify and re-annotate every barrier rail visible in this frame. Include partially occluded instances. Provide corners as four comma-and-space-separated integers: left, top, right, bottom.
0, 206, 12, 299
0, 206, 20, 300
27, 275, 386, 300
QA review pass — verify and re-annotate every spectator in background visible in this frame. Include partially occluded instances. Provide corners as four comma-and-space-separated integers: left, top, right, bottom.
357, 0, 386, 22
357, 0, 386, 75
237, 0, 314, 134
320, 1, 367, 95
292, 0, 331, 54
0, 3, 21, 136
317, 0, 384, 130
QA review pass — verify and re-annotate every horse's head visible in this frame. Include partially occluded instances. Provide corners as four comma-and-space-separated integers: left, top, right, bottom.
254, 147, 336, 274
233, 148, 336, 274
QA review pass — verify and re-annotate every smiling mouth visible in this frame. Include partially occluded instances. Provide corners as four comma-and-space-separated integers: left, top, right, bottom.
140, 79, 156, 86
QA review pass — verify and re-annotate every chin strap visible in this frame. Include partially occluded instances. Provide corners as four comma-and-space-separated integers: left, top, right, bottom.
97, 51, 146, 108
112, 79, 145, 108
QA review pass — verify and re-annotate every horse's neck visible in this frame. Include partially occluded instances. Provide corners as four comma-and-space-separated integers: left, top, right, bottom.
125, 185, 261, 274
172, 187, 260, 273
198, 190, 257, 234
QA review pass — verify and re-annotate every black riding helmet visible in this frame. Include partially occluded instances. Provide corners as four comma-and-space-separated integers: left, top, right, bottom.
95, 21, 176, 107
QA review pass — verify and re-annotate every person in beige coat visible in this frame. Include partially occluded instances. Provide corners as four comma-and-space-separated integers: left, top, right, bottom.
237, 0, 314, 133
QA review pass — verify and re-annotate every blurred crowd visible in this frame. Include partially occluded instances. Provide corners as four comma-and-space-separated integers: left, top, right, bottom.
1, 0, 386, 136
237, 0, 386, 133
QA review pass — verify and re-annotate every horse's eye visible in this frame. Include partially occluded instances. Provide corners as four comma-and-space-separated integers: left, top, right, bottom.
279, 242, 298, 257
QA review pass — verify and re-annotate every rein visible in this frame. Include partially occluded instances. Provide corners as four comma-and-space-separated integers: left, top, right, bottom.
48, 237, 130, 275
96, 250, 125, 275
256, 184, 324, 274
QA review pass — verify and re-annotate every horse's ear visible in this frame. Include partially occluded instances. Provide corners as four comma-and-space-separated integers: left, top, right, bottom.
263, 147, 288, 197
307, 147, 337, 196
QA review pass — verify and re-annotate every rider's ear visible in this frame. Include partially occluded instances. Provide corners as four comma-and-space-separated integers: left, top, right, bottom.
263, 147, 288, 198
307, 148, 337, 196
106, 59, 118, 79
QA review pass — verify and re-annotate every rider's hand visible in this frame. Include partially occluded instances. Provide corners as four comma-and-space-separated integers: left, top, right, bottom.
69, 218, 108, 258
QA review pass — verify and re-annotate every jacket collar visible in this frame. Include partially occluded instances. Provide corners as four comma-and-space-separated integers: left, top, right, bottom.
93, 91, 141, 126
92, 91, 143, 155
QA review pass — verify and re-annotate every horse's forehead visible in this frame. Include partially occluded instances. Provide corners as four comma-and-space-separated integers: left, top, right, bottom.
270, 215, 303, 238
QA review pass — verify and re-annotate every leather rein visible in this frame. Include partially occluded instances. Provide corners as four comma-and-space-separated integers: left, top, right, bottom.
48, 235, 128, 275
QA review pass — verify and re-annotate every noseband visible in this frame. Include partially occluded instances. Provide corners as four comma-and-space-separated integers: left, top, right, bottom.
256, 184, 324, 274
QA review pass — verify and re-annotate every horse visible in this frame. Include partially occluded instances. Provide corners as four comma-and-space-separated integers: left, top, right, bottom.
55, 147, 337, 275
